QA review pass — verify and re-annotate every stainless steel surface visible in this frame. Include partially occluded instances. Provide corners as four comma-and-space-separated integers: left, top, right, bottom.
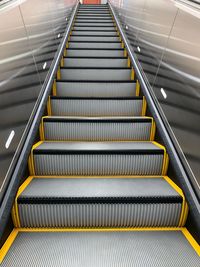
0, 0, 76, 191
110, 0, 200, 185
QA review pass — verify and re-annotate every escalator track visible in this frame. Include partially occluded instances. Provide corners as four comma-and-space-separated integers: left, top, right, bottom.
0, 3, 199, 266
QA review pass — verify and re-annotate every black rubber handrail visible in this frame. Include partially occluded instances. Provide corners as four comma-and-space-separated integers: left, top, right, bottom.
0, 1, 79, 242
108, 0, 200, 224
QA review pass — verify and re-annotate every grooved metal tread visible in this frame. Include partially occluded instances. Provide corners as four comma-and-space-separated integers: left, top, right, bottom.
18, 177, 181, 203
33, 141, 163, 155
2, 231, 200, 267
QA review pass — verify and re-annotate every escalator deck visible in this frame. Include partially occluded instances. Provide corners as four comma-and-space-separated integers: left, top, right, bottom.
1, 3, 199, 266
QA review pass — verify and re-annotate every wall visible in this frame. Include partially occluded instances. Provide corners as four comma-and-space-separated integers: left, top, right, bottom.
0, 0, 76, 192
110, 0, 200, 185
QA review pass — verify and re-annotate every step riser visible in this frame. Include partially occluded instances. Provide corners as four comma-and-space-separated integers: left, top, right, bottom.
32, 154, 164, 176
60, 69, 131, 81
43, 122, 152, 141
66, 50, 124, 57
74, 23, 114, 27
71, 31, 118, 36
56, 82, 136, 97
68, 43, 122, 49
70, 36, 120, 42
50, 99, 143, 116
18, 203, 181, 228
73, 27, 116, 31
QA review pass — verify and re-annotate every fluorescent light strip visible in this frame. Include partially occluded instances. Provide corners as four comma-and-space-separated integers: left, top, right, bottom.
5, 130, 15, 149
160, 88, 167, 99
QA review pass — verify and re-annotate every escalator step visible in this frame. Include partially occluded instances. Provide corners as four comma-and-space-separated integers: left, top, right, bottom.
17, 177, 183, 227
49, 96, 144, 116
68, 42, 122, 49
74, 23, 115, 26
30, 141, 166, 176
55, 81, 137, 97
2, 230, 199, 267
64, 57, 127, 67
71, 31, 118, 36
73, 27, 116, 31
75, 19, 113, 22
70, 36, 120, 42
66, 49, 124, 57
41, 117, 154, 141
59, 68, 132, 81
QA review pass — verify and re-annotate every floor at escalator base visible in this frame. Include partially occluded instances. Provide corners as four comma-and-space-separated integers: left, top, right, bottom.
1, 229, 200, 266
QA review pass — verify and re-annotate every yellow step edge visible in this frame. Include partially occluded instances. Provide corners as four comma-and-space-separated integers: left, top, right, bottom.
47, 96, 52, 116
14, 175, 185, 230
1, 227, 199, 264
152, 141, 169, 176
135, 80, 140, 96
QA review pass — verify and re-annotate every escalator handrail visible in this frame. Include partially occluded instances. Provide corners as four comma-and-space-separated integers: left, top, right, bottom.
0, 0, 79, 242
108, 2, 200, 207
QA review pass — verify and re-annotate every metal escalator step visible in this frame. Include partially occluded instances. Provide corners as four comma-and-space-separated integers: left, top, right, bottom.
75, 18, 113, 21
60, 68, 132, 81
64, 57, 127, 68
76, 15, 112, 18
66, 49, 124, 57
75, 19, 113, 23
2, 230, 199, 266
77, 11, 110, 14
68, 42, 122, 49
42, 117, 153, 141
50, 96, 143, 116
31, 141, 165, 176
70, 36, 120, 42
17, 177, 182, 227
73, 27, 116, 31
74, 23, 115, 26
55, 81, 137, 97
71, 31, 118, 36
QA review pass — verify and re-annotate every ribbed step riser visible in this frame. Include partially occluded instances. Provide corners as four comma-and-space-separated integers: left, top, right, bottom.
71, 31, 118, 36
74, 23, 114, 27
56, 82, 136, 97
77, 12, 110, 15
76, 15, 112, 18
33, 154, 164, 176
64, 58, 127, 68
70, 36, 119, 42
68, 42, 122, 49
60, 69, 131, 81
18, 203, 181, 228
75, 19, 113, 23
43, 121, 152, 141
50, 99, 143, 116
73, 27, 116, 31
66, 50, 124, 57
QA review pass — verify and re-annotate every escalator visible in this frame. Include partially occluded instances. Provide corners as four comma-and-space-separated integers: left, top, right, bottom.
0, 3, 199, 266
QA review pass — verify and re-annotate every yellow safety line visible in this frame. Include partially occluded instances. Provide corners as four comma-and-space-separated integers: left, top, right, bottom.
127, 57, 131, 68
60, 57, 64, 68
57, 66, 61, 80
131, 67, 135, 80
47, 96, 52, 116
141, 96, 147, 116
28, 141, 44, 175
150, 118, 156, 141
135, 80, 140, 96
26, 175, 171, 179
163, 176, 187, 227
0, 229, 19, 263
52, 80, 57, 96
182, 228, 200, 256
64, 49, 67, 57
39, 118, 45, 141
152, 141, 169, 176
13, 176, 34, 228
121, 42, 124, 49
18, 227, 181, 233
11, 206, 17, 227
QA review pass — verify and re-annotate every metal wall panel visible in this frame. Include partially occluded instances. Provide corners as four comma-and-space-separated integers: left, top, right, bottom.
110, 0, 200, 185
0, 0, 76, 191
